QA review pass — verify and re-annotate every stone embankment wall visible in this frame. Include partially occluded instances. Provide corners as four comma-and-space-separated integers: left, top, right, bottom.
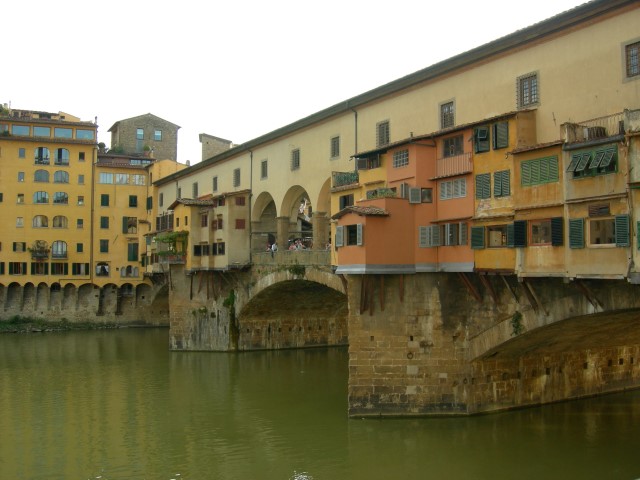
0, 282, 169, 325
347, 274, 640, 417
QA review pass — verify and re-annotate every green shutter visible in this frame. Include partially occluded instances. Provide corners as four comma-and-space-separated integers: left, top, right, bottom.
475, 174, 490, 199
64, 263, 68, 275
548, 156, 559, 182
493, 122, 509, 149
146, 196, 153, 210
495, 170, 510, 197
513, 220, 527, 247
569, 218, 584, 249
122, 217, 128, 234
335, 226, 344, 247
474, 127, 490, 153
459, 222, 468, 245
567, 154, 581, 172
615, 215, 630, 247
551, 217, 564, 246
521, 161, 531, 186
471, 226, 485, 249
507, 223, 515, 247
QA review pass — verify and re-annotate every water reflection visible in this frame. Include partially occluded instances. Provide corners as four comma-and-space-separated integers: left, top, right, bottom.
0, 329, 639, 480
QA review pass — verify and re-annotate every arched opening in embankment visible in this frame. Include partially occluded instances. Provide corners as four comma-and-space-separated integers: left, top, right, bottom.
237, 279, 348, 350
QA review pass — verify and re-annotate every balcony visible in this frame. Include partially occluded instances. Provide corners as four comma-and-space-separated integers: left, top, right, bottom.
562, 112, 625, 144
159, 253, 186, 264
332, 171, 359, 189
433, 152, 472, 179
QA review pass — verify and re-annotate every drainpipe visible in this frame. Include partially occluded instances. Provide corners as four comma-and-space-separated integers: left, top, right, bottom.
351, 107, 358, 155
90, 145, 96, 283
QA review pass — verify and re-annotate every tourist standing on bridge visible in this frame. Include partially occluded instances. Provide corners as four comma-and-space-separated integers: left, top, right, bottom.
271, 241, 278, 258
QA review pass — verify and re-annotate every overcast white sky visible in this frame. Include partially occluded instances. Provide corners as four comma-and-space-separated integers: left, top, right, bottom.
4, 0, 584, 164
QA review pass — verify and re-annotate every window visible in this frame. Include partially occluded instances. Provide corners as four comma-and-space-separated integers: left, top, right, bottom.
16, 217, 24, 228
18, 172, 25, 182
530, 219, 552, 245
474, 127, 490, 153
79, 152, 85, 162
339, 194, 354, 210
99, 173, 113, 184
55, 148, 70, 165
335, 224, 363, 247
440, 101, 454, 129
235, 219, 246, 229
96, 262, 110, 276
129, 195, 138, 207
35, 147, 50, 164
72, 263, 90, 275
9, 262, 27, 275
115, 174, 129, 184
421, 188, 433, 203
53, 216, 68, 228
33, 215, 48, 228
584, 215, 629, 247
567, 147, 617, 178
131, 174, 145, 185
34, 170, 49, 182
100, 216, 109, 229
376, 121, 390, 147
54, 171, 69, 183
154, 129, 162, 141
53, 192, 68, 204
439, 178, 466, 200
625, 41, 640, 78
33, 126, 51, 137
356, 154, 381, 170
521, 156, 559, 186
123, 217, 137, 234
51, 263, 67, 275
212, 176, 218, 192
78, 174, 84, 184
146, 196, 153, 210
136, 128, 144, 139
33, 191, 49, 204
235, 196, 246, 206
261, 160, 268, 179
76, 129, 94, 140
493, 170, 510, 197
201, 214, 208, 227
18, 148, 25, 159
291, 149, 300, 170
475, 174, 491, 199
13, 242, 26, 252
78, 196, 85, 206
517, 72, 539, 108
101, 194, 109, 207
192, 182, 198, 198
443, 135, 463, 158
233, 168, 241, 187
77, 219, 84, 229
17, 194, 24, 204
99, 240, 109, 253
52, 241, 67, 259
54, 128, 72, 138
128, 243, 139, 262
12, 125, 29, 136
488, 225, 508, 247
393, 150, 409, 168
330, 136, 340, 159
159, 193, 164, 207
493, 122, 509, 149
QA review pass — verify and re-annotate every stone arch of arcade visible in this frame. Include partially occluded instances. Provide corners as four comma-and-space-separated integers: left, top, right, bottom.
234, 267, 348, 351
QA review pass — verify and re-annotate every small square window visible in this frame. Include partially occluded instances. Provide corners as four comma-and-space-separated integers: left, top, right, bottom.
79, 152, 85, 162
261, 160, 268, 179
625, 41, 640, 78
233, 168, 241, 187
19, 148, 25, 159
99, 239, 109, 253
376, 121, 390, 147
129, 195, 138, 207
100, 216, 109, 229
77, 219, 84, 229
291, 149, 300, 170
212, 177, 218, 192
18, 172, 25, 182
517, 72, 539, 108
77, 243, 83, 253
154, 129, 162, 141
78, 174, 85, 184
101, 194, 109, 207
330, 136, 340, 159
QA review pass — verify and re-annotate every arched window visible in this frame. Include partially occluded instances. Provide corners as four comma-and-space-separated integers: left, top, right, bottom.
96, 262, 109, 276
53, 171, 69, 183
34, 170, 50, 182
32, 215, 49, 228
51, 241, 67, 259
33, 191, 49, 204
53, 192, 68, 204
53, 216, 68, 228
55, 148, 70, 165
34, 147, 50, 164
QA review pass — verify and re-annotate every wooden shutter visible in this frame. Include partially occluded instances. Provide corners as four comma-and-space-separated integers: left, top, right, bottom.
494, 170, 510, 197
548, 156, 559, 182
335, 226, 344, 247
493, 122, 509, 149
569, 218, 584, 249
458, 222, 468, 245
521, 161, 532, 186
615, 215, 630, 247
444, 223, 458, 246
474, 127, 490, 153
551, 217, 564, 246
507, 223, 515, 247
429, 225, 442, 247
471, 226, 485, 249
418, 226, 429, 248
356, 224, 363, 246
122, 217, 129, 234
409, 187, 422, 204
513, 220, 527, 247
475, 174, 490, 199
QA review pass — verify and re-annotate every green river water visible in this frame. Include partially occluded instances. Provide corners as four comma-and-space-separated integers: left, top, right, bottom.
1, 328, 639, 480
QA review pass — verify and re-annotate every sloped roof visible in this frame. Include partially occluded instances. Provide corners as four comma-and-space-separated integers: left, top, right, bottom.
331, 205, 389, 220
167, 198, 215, 210
108, 113, 181, 132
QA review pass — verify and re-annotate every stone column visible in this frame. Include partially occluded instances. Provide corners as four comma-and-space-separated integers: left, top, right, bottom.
276, 216, 290, 252
312, 211, 329, 250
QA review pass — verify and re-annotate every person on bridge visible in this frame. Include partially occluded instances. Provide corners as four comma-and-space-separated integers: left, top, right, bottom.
271, 242, 278, 258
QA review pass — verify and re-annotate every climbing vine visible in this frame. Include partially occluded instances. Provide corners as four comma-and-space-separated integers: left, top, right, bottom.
510, 311, 524, 336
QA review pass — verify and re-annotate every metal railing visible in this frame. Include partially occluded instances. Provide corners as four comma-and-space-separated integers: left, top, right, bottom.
332, 171, 359, 188
563, 112, 625, 143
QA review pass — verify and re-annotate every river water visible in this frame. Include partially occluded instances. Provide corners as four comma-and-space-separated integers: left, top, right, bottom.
1, 328, 639, 480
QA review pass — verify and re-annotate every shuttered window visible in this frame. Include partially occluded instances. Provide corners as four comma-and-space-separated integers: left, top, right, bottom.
474, 127, 490, 153
513, 220, 527, 247
493, 122, 509, 149
475, 174, 491, 199
494, 170, 510, 197
551, 217, 564, 246
569, 218, 584, 249
521, 156, 559, 186
471, 226, 485, 249
615, 215, 630, 247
